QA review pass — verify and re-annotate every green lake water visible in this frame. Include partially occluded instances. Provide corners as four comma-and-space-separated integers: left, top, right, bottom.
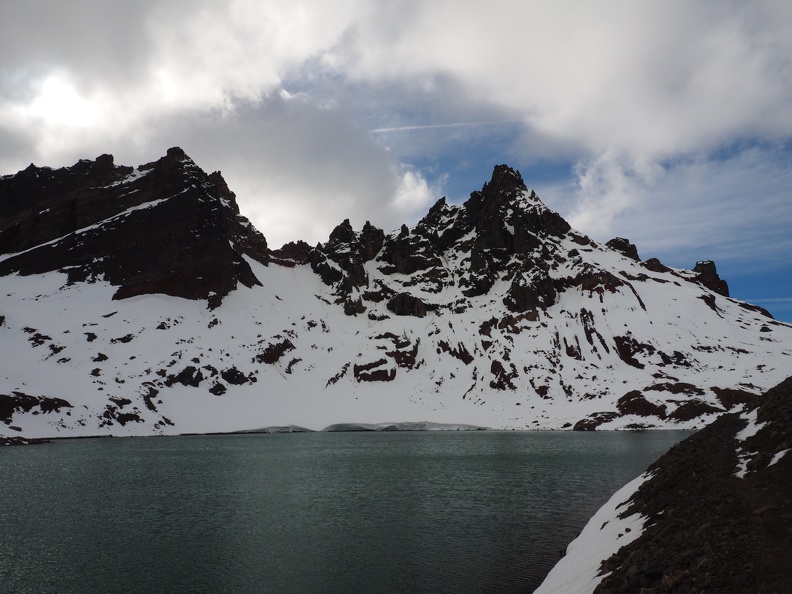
0, 430, 689, 593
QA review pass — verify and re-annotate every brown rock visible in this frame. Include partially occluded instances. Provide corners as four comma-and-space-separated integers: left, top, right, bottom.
693, 260, 729, 297
387, 293, 429, 318
606, 237, 640, 261
0, 148, 269, 307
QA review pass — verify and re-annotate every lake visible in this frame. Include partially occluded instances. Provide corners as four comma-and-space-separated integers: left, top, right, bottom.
0, 430, 689, 593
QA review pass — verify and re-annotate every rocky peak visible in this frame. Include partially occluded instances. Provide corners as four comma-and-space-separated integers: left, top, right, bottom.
2, 151, 791, 441
463, 165, 525, 241
89, 153, 116, 173
360, 221, 385, 261
0, 149, 269, 308
165, 146, 188, 161
481, 164, 528, 200
270, 240, 312, 265
693, 260, 729, 297
327, 218, 358, 247
207, 171, 238, 213
308, 218, 386, 315
411, 197, 467, 253
606, 237, 640, 261
463, 165, 570, 255
0, 153, 132, 222
304, 163, 580, 314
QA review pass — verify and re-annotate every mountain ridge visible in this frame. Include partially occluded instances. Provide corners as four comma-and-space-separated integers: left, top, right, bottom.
536, 375, 792, 594
0, 147, 268, 307
1, 149, 790, 438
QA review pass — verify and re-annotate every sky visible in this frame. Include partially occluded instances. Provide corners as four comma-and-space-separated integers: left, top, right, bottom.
1, 0, 791, 321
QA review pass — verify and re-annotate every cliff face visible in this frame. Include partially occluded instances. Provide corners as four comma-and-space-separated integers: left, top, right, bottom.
0, 147, 268, 307
599, 376, 791, 594
538, 376, 791, 594
1, 150, 791, 437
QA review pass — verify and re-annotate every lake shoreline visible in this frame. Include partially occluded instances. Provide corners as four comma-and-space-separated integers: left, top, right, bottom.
1, 418, 690, 446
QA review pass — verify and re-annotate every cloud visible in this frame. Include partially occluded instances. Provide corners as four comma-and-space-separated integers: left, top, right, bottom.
391, 165, 438, 219
369, 121, 521, 134
329, 0, 792, 242
131, 94, 438, 248
544, 145, 792, 269
5, 2, 792, 158
338, 1, 792, 152
2, 0, 792, 267
563, 152, 664, 238
0, 0, 369, 165
0, 1, 441, 247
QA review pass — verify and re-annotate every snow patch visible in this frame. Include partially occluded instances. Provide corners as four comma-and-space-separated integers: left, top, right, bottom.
735, 407, 767, 442
768, 448, 789, 467
534, 472, 650, 594
734, 407, 768, 479
103, 167, 150, 187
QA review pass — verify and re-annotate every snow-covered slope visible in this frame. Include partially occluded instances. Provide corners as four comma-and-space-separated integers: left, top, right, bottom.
1, 151, 790, 438
533, 472, 650, 594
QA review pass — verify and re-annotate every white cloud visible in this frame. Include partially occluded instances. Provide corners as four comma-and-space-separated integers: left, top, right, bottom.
552, 146, 792, 269
2, 0, 792, 270
390, 166, 439, 219
565, 152, 664, 238
5, 1, 792, 160
327, 0, 792, 246
338, 1, 792, 153
20, 74, 100, 127
128, 94, 439, 248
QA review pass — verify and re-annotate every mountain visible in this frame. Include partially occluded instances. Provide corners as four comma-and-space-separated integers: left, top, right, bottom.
0, 147, 268, 306
1, 149, 790, 438
535, 375, 792, 594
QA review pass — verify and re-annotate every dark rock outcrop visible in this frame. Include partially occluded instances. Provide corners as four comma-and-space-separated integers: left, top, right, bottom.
353, 359, 396, 382
387, 293, 429, 318
305, 219, 390, 315
594, 376, 792, 593
693, 260, 729, 297
606, 237, 640, 261
0, 391, 72, 425
573, 411, 620, 431
0, 147, 269, 307
504, 271, 557, 313
617, 390, 667, 418
270, 240, 312, 266
642, 257, 671, 274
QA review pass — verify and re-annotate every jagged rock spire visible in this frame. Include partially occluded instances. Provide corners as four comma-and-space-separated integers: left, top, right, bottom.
0, 148, 269, 308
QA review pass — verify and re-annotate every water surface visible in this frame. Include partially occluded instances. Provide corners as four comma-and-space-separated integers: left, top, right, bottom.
0, 430, 688, 593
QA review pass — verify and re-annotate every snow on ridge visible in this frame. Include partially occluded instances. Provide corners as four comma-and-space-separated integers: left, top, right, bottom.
735, 407, 767, 442
768, 448, 789, 467
0, 190, 190, 266
734, 406, 769, 479
102, 167, 151, 188
3, 159, 792, 439
534, 472, 651, 594
4, 245, 788, 441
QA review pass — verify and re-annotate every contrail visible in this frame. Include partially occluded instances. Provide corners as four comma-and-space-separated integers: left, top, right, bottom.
748, 297, 792, 303
368, 120, 522, 134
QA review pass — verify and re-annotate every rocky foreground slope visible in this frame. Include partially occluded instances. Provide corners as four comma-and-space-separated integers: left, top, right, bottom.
1, 149, 791, 437
536, 375, 792, 594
